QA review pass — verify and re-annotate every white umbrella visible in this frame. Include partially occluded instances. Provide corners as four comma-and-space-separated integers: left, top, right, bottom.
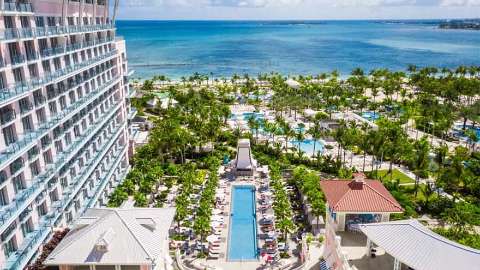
212, 209, 223, 215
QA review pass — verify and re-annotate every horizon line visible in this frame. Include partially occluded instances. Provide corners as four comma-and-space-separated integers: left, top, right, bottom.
116, 17, 480, 22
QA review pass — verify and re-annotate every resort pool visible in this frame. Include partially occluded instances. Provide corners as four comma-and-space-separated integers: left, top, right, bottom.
455, 125, 480, 142
291, 139, 324, 156
360, 111, 380, 122
228, 185, 258, 261
230, 112, 265, 121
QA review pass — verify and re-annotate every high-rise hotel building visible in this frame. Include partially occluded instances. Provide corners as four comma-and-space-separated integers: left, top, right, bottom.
0, 1, 134, 269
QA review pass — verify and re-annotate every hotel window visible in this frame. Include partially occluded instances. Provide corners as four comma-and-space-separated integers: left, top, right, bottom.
35, 16, 44, 27
2, 237, 17, 258
59, 96, 67, 110
49, 189, 59, 202
0, 187, 9, 206
48, 101, 57, 115
34, 90, 45, 106
60, 177, 68, 189
20, 16, 30, 28
53, 58, 61, 70
12, 68, 24, 84
4, 16, 15, 29
35, 108, 47, 123
55, 140, 63, 153
37, 201, 48, 216
22, 115, 34, 132
28, 64, 39, 78
66, 212, 73, 223
69, 91, 76, 103
13, 173, 26, 193
20, 219, 34, 237
46, 17, 56, 27
64, 131, 72, 145
3, 125, 17, 145
43, 150, 53, 164
42, 60, 51, 73
30, 160, 40, 177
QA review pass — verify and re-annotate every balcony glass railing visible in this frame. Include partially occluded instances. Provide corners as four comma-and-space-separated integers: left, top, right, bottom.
41, 37, 114, 59
0, 109, 16, 125
10, 54, 25, 65
4, 128, 125, 270
85, 147, 127, 210
1, 24, 114, 41
0, 49, 117, 105
0, 102, 123, 233
2, 2, 33, 13
0, 75, 121, 169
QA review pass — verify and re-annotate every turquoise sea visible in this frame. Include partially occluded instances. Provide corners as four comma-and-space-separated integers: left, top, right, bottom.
116, 20, 480, 79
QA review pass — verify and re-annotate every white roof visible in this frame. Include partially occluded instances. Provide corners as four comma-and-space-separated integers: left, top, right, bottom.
45, 208, 176, 266
360, 220, 480, 270
236, 147, 252, 170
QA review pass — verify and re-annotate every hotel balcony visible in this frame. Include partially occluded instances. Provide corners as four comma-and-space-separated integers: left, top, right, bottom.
4, 129, 126, 270
0, 75, 121, 170
0, 101, 124, 234
39, 37, 114, 60
1, 2, 33, 13
0, 49, 117, 106
84, 147, 128, 210
128, 108, 137, 120
0, 24, 114, 42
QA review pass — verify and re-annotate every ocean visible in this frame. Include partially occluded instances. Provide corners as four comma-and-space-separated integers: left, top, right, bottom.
116, 20, 480, 79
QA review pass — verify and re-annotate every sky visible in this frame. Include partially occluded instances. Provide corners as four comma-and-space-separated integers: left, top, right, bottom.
115, 0, 480, 20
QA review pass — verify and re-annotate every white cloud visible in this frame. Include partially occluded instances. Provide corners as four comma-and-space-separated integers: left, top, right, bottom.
440, 0, 480, 5
334, 0, 417, 7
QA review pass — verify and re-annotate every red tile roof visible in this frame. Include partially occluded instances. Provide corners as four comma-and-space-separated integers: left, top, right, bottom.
320, 177, 404, 213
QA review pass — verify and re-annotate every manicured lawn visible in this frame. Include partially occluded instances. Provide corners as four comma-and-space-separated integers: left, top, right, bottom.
371, 169, 415, 184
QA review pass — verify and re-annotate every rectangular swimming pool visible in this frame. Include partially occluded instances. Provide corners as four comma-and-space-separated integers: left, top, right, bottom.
228, 185, 258, 261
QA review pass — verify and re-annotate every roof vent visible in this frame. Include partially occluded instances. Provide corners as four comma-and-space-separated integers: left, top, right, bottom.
95, 228, 115, 252
137, 218, 157, 231
352, 173, 367, 189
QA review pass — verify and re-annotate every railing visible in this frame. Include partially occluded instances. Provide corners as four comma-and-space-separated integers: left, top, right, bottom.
0, 49, 118, 107
0, 109, 16, 125
10, 54, 25, 65
0, 75, 121, 171
1, 24, 114, 41
128, 108, 137, 119
4, 124, 124, 270
0, 101, 123, 233
40, 37, 114, 59
2, 2, 33, 13
85, 147, 127, 209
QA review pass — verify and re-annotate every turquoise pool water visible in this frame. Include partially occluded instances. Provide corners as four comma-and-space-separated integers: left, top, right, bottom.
228, 185, 258, 261
361, 111, 381, 121
291, 139, 324, 156
455, 125, 480, 142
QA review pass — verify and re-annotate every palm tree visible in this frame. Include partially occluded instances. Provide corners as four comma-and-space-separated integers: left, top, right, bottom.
412, 137, 431, 198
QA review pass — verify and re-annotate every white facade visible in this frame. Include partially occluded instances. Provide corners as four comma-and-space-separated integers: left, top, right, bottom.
0, 1, 134, 269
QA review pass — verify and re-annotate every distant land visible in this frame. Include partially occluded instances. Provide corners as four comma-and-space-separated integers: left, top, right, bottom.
439, 19, 480, 30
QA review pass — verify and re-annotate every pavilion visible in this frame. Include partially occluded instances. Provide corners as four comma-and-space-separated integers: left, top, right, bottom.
45, 208, 176, 270
234, 139, 256, 176
360, 219, 480, 270
320, 173, 403, 232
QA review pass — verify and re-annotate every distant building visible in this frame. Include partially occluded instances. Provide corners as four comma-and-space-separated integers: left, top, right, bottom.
320, 173, 403, 232
45, 207, 176, 270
